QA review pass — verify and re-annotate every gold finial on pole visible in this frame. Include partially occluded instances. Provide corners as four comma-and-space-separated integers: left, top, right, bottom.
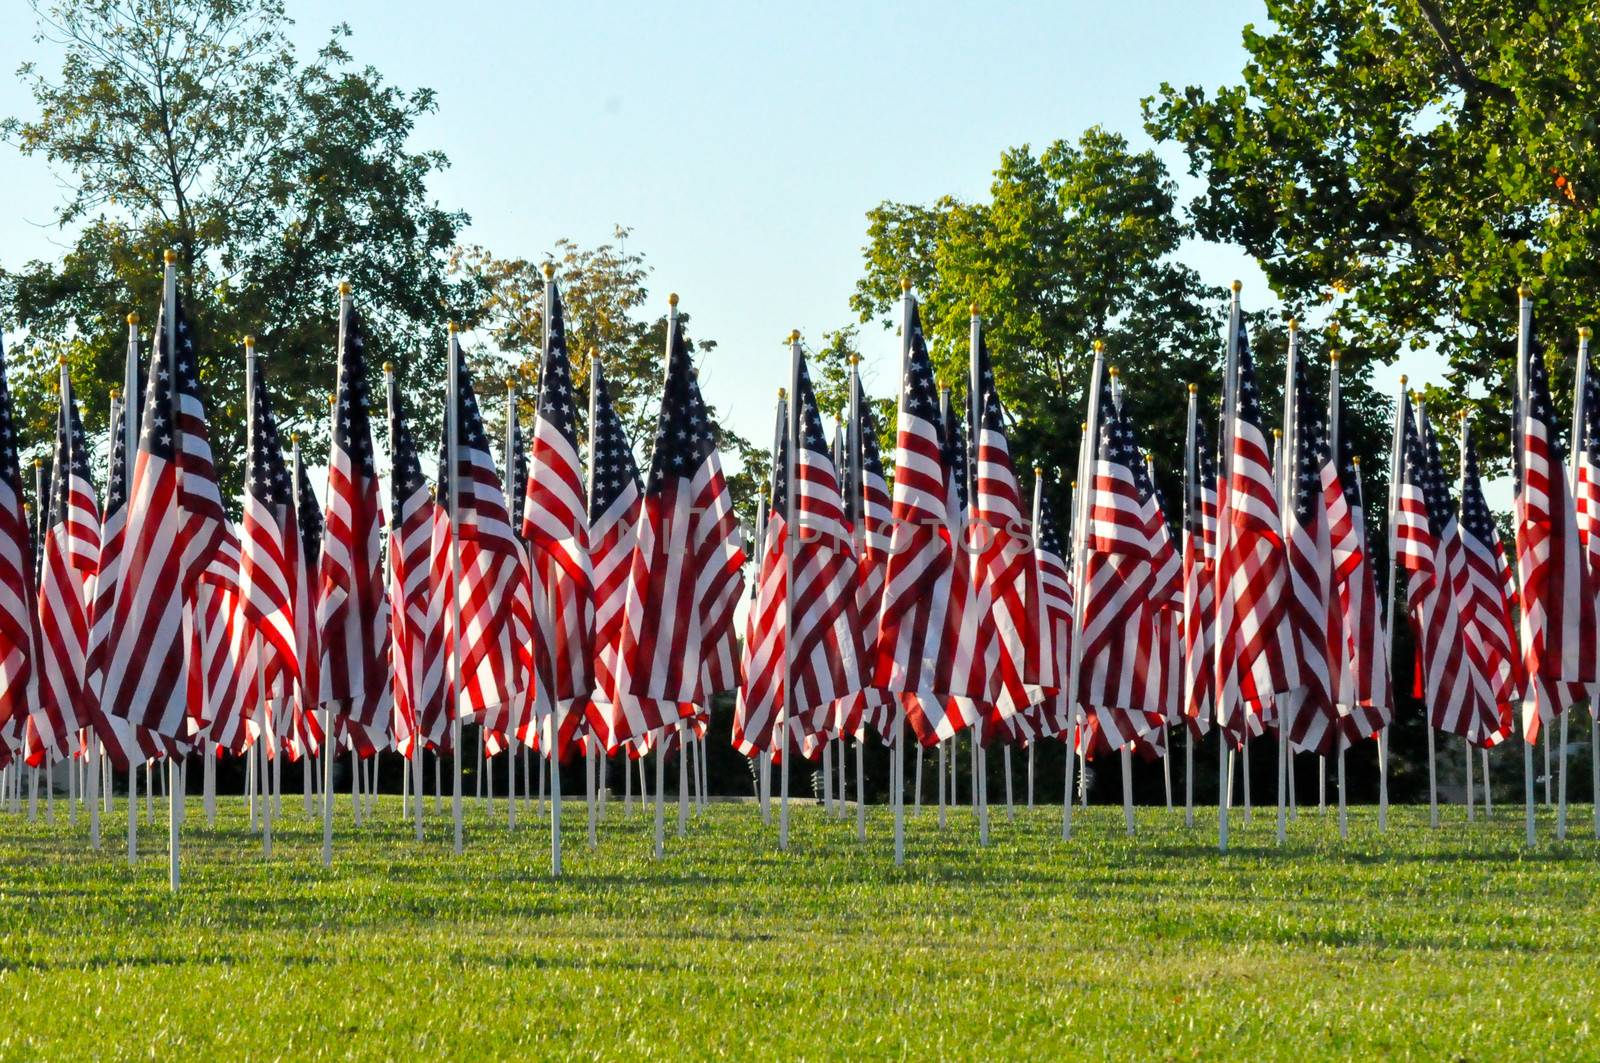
338, 280, 351, 297
163, 249, 177, 265
668, 293, 679, 308
1231, 279, 1242, 293
900, 278, 912, 293
126, 312, 139, 326
788, 330, 800, 345
541, 262, 555, 281
1187, 382, 1198, 394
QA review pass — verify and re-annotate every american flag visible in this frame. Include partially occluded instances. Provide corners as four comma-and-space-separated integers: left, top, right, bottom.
98, 306, 195, 743
782, 349, 864, 748
196, 529, 258, 756
1396, 401, 1503, 743
239, 351, 303, 717
1575, 338, 1600, 722
969, 329, 1045, 720
522, 281, 594, 720
1181, 388, 1218, 738
1075, 372, 1171, 748
615, 310, 723, 728
583, 357, 646, 753
442, 338, 528, 742
1513, 316, 1597, 741
160, 298, 228, 587
1327, 393, 1392, 742
1457, 425, 1517, 746
1143, 452, 1183, 729
83, 389, 168, 770
1029, 473, 1075, 739
33, 369, 98, 763
687, 370, 746, 701
1282, 346, 1338, 754
732, 397, 787, 757
842, 363, 896, 739
386, 372, 442, 760
1213, 310, 1292, 740
875, 299, 981, 747
316, 300, 391, 755
285, 444, 324, 761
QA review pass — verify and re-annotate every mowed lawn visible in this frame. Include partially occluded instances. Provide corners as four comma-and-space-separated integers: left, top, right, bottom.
0, 794, 1597, 1060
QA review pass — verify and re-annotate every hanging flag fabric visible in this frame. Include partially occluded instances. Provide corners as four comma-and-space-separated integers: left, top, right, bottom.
32, 372, 98, 764
584, 359, 646, 753
874, 299, 981, 747
1181, 391, 1218, 738
732, 400, 787, 758
1458, 428, 1517, 746
969, 330, 1046, 720
286, 450, 324, 761
840, 369, 896, 740
1513, 322, 1598, 740
687, 370, 747, 701
1282, 349, 1339, 754
387, 373, 441, 760
317, 301, 391, 755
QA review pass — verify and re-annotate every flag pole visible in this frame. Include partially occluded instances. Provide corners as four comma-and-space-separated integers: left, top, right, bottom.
1182, 383, 1198, 828
445, 321, 468, 857
968, 305, 990, 846
893, 280, 915, 867
245, 335, 272, 858
1380, 375, 1407, 834
160, 250, 180, 892
290, 435, 314, 820
847, 355, 868, 843
1109, 366, 1136, 838
1457, 411, 1476, 826
123, 313, 140, 865
1328, 342, 1349, 841
1275, 320, 1299, 847
541, 264, 564, 874
1563, 326, 1589, 842
780, 329, 802, 853
1064, 345, 1105, 842
1516, 284, 1537, 847
322, 288, 347, 865
503, 374, 519, 835
65, 359, 100, 849
382, 364, 425, 842
1416, 395, 1440, 829
1217, 282, 1242, 853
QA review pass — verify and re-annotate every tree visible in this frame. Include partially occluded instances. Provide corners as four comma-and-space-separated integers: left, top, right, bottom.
453, 232, 767, 528
852, 127, 1219, 502
1144, 1, 1600, 465
1, 0, 478, 485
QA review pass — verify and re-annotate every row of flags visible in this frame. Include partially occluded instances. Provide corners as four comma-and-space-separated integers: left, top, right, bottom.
0, 264, 1596, 858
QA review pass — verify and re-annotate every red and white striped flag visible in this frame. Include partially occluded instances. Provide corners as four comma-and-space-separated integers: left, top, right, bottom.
1028, 473, 1075, 739
1181, 387, 1218, 738
1513, 301, 1598, 741
441, 334, 529, 741
317, 298, 391, 755
522, 281, 593, 750
100, 292, 205, 744
285, 447, 324, 761
1213, 307, 1293, 741
386, 370, 441, 760
32, 367, 97, 763
0, 332, 40, 764
239, 344, 305, 731
583, 358, 645, 752
614, 305, 726, 731
1396, 400, 1503, 743
1457, 425, 1517, 746
1573, 333, 1600, 723
875, 298, 982, 747
1075, 371, 1174, 748
1282, 341, 1339, 754
840, 361, 896, 740
733, 397, 787, 757
968, 325, 1046, 721
687, 369, 746, 702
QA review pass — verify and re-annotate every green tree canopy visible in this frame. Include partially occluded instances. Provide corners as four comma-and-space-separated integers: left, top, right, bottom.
1144, 0, 1600, 464
1, 0, 478, 484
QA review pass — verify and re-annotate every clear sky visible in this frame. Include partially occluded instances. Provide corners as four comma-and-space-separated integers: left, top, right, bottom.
0, 0, 1423, 455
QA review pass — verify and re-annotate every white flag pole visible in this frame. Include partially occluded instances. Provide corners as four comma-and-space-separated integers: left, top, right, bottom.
1515, 285, 1536, 847
780, 329, 802, 853
445, 321, 467, 857
847, 355, 868, 843
1563, 326, 1590, 841
540, 264, 564, 875
1276, 320, 1299, 847
121, 314, 140, 864
245, 335, 272, 858
1182, 384, 1199, 828
1416, 395, 1441, 829
503, 374, 520, 835
893, 280, 914, 867
69, 360, 99, 850
1217, 282, 1243, 853
1379, 375, 1407, 834
968, 305, 991, 846
159, 250, 181, 892
1064, 345, 1105, 841
322, 286, 349, 865
1328, 340, 1348, 841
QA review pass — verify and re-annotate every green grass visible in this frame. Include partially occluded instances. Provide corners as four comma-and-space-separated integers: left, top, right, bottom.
1, 793, 1597, 1060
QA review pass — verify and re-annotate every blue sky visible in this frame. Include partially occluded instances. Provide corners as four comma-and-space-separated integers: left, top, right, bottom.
0, 0, 1422, 453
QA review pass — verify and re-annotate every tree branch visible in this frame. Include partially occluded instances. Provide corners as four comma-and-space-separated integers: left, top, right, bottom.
1413, 0, 1515, 107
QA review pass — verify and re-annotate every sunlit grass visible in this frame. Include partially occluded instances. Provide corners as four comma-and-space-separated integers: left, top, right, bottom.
0, 793, 1596, 1059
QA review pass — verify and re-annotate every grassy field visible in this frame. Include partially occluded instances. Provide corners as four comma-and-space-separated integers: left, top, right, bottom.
0, 794, 1597, 1060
